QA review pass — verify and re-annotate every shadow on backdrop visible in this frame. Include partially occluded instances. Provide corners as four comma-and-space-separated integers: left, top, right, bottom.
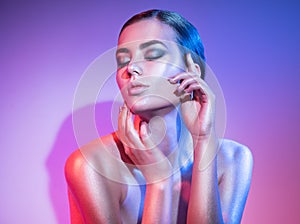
46, 101, 119, 223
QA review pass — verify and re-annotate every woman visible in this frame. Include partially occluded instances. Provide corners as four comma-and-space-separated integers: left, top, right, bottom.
65, 9, 253, 223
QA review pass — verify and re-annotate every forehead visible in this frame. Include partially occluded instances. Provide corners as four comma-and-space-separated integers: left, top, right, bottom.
118, 19, 177, 46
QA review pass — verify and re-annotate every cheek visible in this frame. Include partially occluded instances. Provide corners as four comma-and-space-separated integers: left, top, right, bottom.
116, 76, 122, 89
116, 71, 127, 89
144, 59, 185, 79
163, 65, 184, 79
151, 77, 179, 103
116, 74, 129, 102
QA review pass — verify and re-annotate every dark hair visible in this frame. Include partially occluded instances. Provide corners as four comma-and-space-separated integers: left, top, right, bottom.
119, 9, 206, 79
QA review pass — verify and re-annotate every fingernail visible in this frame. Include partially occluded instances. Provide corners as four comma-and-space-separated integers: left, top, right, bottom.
168, 78, 176, 83
119, 105, 126, 112
120, 104, 127, 113
141, 123, 146, 136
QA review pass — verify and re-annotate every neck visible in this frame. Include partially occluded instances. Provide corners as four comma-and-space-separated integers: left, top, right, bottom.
134, 107, 194, 176
136, 106, 181, 165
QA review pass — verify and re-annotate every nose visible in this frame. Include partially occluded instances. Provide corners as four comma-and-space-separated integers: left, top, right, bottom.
127, 62, 142, 78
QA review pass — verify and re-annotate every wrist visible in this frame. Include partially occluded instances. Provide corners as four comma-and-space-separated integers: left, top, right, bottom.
192, 134, 219, 170
192, 131, 218, 146
138, 159, 174, 184
147, 176, 174, 190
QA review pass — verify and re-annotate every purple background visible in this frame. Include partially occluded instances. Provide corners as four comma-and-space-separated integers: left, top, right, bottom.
1, 1, 300, 223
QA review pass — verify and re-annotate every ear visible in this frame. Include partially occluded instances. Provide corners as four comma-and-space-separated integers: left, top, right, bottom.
194, 63, 201, 74
185, 53, 202, 76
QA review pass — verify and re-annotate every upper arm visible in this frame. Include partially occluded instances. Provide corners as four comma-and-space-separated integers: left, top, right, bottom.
65, 149, 123, 224
218, 141, 254, 223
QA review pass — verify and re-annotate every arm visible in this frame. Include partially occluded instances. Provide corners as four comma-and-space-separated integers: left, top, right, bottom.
218, 141, 253, 223
187, 136, 224, 223
171, 53, 253, 223
188, 138, 253, 223
117, 105, 174, 224
142, 178, 173, 224
65, 149, 123, 224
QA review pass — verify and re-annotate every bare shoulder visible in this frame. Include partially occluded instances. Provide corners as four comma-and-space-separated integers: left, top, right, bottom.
64, 134, 127, 223
64, 149, 85, 185
218, 139, 253, 164
216, 139, 253, 222
65, 133, 121, 184
65, 132, 135, 188
217, 139, 253, 179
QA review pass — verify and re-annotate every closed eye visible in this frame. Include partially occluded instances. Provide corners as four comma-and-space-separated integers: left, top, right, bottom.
116, 54, 130, 68
144, 49, 166, 61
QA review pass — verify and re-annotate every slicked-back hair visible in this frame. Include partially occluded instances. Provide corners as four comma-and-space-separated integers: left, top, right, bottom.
119, 9, 206, 79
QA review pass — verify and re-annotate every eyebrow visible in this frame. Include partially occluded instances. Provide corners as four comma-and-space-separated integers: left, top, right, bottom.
139, 40, 168, 50
116, 48, 129, 54
116, 40, 168, 55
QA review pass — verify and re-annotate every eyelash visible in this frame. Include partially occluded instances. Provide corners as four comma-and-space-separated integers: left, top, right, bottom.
116, 49, 166, 68
144, 49, 165, 60
116, 56, 130, 68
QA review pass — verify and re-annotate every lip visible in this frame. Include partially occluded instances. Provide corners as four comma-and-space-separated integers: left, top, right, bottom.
128, 81, 149, 95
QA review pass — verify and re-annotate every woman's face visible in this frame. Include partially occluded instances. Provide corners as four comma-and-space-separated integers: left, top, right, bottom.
116, 19, 186, 117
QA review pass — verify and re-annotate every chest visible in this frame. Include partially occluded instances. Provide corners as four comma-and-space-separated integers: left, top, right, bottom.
120, 166, 193, 224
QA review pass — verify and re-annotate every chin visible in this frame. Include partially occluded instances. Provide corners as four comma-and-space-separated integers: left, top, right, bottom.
127, 99, 152, 115
127, 97, 179, 119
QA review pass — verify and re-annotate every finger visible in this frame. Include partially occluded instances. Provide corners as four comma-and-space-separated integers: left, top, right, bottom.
127, 122, 153, 164
140, 121, 154, 150
183, 82, 205, 95
140, 121, 149, 139
168, 72, 197, 84
188, 85, 214, 106
118, 104, 137, 149
134, 115, 141, 132
187, 76, 213, 94
123, 144, 140, 164
125, 106, 144, 149
142, 117, 167, 151
117, 105, 127, 139
177, 76, 200, 93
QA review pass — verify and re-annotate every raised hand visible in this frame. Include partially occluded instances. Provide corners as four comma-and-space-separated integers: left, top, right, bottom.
117, 104, 173, 183
169, 53, 216, 142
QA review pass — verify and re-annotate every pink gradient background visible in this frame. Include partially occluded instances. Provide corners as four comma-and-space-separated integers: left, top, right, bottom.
1, 1, 300, 223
